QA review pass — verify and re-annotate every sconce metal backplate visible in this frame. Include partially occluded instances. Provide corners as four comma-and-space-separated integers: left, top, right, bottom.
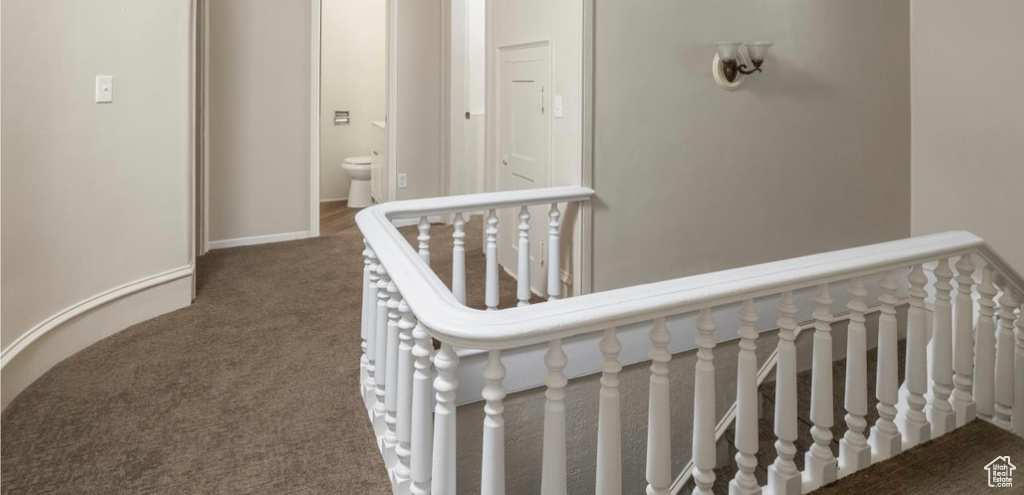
712, 52, 750, 91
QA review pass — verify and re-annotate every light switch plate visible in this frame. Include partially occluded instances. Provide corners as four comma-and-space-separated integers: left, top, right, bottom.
554, 95, 563, 118
95, 75, 113, 103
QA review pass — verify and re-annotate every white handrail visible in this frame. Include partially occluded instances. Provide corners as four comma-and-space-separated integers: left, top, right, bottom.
357, 188, 1024, 350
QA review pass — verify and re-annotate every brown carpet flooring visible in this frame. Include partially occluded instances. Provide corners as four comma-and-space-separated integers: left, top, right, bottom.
0, 218, 524, 494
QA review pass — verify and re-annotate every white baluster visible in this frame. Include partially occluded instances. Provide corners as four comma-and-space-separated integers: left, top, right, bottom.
384, 280, 402, 468
395, 298, 417, 492
952, 255, 977, 425
646, 318, 672, 495
418, 217, 431, 266
361, 242, 372, 404
1015, 300, 1024, 436
431, 343, 459, 495
547, 204, 561, 301
730, 300, 760, 495
452, 213, 467, 305
517, 206, 531, 307
374, 266, 391, 439
481, 350, 507, 495
485, 209, 499, 310
410, 321, 434, 495
903, 265, 931, 447
975, 267, 998, 421
804, 285, 837, 490
928, 259, 956, 437
596, 328, 622, 495
768, 292, 800, 495
364, 244, 381, 410
542, 339, 568, 495
870, 271, 901, 462
692, 309, 717, 495
994, 280, 1019, 431
840, 279, 870, 477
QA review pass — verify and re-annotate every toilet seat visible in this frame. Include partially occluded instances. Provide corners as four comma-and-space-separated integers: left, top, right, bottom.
343, 156, 372, 166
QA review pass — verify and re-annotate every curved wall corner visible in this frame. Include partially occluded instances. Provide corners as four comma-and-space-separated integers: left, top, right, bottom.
1, 267, 193, 409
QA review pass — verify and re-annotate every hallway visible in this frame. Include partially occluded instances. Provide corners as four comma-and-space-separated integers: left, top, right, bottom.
0, 219, 518, 494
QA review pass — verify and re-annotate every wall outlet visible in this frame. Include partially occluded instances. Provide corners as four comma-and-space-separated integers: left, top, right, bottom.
398, 173, 408, 188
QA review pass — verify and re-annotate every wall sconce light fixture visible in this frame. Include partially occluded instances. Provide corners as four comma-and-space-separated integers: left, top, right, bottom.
713, 41, 773, 90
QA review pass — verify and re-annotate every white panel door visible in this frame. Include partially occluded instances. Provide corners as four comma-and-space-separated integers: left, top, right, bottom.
496, 42, 551, 297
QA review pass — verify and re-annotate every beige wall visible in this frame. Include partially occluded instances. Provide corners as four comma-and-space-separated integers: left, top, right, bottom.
910, 0, 1024, 273
394, 0, 445, 201
320, 0, 386, 201
207, 0, 312, 242
1, 0, 193, 405
591, 0, 912, 291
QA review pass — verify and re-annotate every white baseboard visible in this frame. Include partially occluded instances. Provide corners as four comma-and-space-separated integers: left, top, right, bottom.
1, 265, 194, 409
208, 230, 311, 250
320, 196, 348, 203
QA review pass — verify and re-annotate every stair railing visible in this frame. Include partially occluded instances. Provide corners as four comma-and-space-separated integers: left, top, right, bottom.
357, 186, 1024, 495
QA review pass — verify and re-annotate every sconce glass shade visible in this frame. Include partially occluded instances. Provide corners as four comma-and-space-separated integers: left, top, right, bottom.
745, 42, 773, 63
716, 42, 742, 62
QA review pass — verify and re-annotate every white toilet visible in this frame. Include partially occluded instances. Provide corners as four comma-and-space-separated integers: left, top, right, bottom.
342, 156, 372, 208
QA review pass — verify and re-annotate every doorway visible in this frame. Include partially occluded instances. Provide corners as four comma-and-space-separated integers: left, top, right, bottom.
318, 0, 388, 236
495, 41, 552, 296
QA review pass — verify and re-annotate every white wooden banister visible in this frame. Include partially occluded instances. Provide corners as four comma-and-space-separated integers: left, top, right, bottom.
1015, 299, 1024, 435
481, 350, 507, 495
395, 297, 416, 491
976, 267, 999, 421
384, 279, 402, 467
730, 300, 760, 495
431, 343, 459, 495
452, 213, 467, 304
691, 309, 717, 495
418, 217, 431, 266
517, 206, 531, 307
953, 255, 978, 425
903, 265, 931, 447
354, 186, 1024, 494
542, 339, 568, 495
994, 280, 1018, 431
928, 258, 956, 436
547, 204, 561, 301
768, 292, 800, 495
805, 284, 837, 490
870, 271, 901, 461
363, 244, 380, 409
373, 266, 390, 438
839, 278, 870, 476
485, 210, 499, 311
595, 328, 622, 495
646, 319, 671, 495
410, 320, 434, 495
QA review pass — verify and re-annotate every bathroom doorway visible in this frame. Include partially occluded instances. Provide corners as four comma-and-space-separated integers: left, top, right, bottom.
318, 0, 388, 236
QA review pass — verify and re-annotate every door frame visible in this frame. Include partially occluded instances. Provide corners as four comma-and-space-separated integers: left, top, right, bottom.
194, 0, 400, 253
481, 0, 593, 296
